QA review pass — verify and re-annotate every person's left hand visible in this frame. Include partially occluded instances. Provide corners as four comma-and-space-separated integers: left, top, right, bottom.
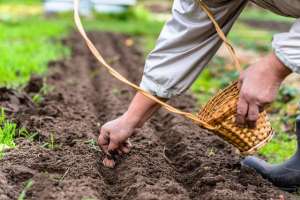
236, 53, 291, 128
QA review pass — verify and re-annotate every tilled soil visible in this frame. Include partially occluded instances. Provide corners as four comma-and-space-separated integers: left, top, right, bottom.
0, 31, 298, 200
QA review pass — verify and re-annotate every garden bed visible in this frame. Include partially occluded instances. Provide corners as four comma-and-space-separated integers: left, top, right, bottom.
0, 31, 296, 200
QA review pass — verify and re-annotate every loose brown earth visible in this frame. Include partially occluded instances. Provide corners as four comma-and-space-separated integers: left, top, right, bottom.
0, 31, 298, 200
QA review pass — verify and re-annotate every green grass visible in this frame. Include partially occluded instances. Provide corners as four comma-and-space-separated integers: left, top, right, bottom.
228, 22, 273, 52
0, 0, 41, 5
0, 109, 16, 157
0, 15, 71, 88
0, 2, 163, 88
259, 87, 300, 163
260, 132, 297, 164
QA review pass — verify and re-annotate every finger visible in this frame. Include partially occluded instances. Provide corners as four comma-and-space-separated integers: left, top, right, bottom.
103, 157, 116, 168
117, 149, 123, 155
236, 96, 249, 127
108, 141, 119, 152
98, 133, 109, 146
114, 143, 132, 156
98, 129, 110, 153
120, 145, 130, 154
98, 128, 109, 145
101, 144, 109, 153
247, 103, 259, 129
120, 139, 133, 154
107, 141, 120, 160
125, 139, 132, 149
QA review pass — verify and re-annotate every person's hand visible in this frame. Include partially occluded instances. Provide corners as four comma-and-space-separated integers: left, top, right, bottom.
98, 92, 162, 168
98, 115, 136, 168
236, 53, 291, 128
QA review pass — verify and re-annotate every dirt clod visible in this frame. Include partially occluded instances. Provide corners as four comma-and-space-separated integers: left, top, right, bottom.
24, 75, 43, 94
0, 87, 34, 113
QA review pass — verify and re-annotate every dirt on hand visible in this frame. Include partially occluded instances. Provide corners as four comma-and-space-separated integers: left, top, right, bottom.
0, 31, 297, 200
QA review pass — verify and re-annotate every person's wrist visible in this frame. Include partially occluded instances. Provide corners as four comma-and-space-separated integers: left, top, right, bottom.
121, 111, 141, 128
267, 53, 292, 81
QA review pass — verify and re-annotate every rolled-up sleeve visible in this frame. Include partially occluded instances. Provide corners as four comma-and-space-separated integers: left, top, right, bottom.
139, 0, 247, 98
272, 19, 300, 73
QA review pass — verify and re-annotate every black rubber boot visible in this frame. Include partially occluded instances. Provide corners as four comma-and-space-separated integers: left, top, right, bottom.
242, 116, 300, 192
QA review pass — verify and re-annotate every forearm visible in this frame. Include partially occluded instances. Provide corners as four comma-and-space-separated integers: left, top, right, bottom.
267, 52, 292, 80
122, 92, 163, 128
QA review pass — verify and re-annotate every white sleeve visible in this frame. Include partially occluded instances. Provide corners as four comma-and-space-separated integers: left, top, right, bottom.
272, 19, 300, 73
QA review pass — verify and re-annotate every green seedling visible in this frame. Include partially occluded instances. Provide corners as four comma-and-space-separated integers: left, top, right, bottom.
32, 94, 43, 105
112, 88, 120, 96
42, 133, 57, 150
18, 179, 33, 200
32, 83, 55, 105
49, 133, 55, 149
40, 83, 54, 94
18, 127, 39, 142
85, 139, 101, 152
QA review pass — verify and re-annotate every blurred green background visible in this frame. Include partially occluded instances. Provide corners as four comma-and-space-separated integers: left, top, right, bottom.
0, 0, 299, 163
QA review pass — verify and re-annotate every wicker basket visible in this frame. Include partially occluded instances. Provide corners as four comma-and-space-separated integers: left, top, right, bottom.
198, 81, 274, 154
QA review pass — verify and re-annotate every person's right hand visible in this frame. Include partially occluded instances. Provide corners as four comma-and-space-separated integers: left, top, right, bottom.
236, 53, 291, 128
98, 92, 162, 168
98, 116, 136, 168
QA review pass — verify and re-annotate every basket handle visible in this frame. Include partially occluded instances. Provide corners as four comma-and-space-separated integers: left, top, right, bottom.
73, 0, 241, 130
